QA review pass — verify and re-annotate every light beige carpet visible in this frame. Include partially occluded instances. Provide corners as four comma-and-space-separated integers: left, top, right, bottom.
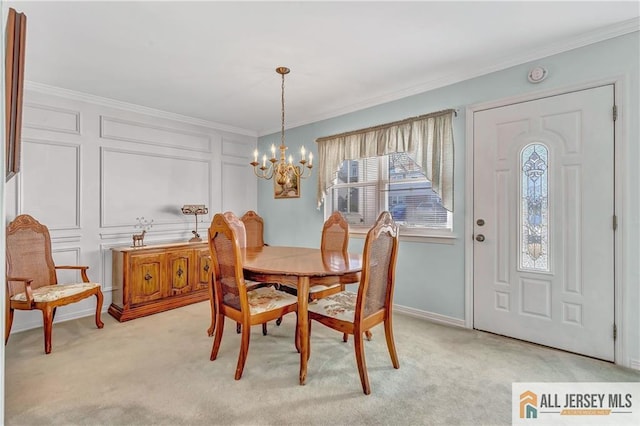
5, 301, 639, 425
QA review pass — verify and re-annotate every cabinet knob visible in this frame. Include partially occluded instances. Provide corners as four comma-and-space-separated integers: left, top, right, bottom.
144, 273, 152, 281
177, 267, 184, 277
476, 234, 485, 242
204, 264, 210, 272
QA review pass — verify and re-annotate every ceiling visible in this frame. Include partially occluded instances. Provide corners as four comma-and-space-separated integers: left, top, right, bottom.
8, 1, 640, 136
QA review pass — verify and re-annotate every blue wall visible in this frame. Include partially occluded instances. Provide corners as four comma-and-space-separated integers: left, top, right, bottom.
257, 32, 640, 358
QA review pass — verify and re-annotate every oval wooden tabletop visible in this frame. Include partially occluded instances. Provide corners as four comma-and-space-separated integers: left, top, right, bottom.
243, 246, 362, 277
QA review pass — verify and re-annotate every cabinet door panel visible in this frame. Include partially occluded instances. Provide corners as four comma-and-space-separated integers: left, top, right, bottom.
196, 248, 212, 291
130, 254, 164, 304
167, 250, 193, 296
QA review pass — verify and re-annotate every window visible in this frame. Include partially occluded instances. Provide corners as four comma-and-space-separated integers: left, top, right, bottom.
519, 143, 549, 271
327, 152, 452, 234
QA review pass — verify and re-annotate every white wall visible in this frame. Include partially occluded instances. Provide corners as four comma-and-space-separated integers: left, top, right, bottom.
4, 85, 258, 333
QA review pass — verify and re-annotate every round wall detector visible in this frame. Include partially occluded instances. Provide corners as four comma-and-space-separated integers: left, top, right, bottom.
528, 66, 548, 83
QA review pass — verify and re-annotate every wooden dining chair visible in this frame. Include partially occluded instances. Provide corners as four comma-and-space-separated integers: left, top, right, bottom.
208, 213, 298, 380
5, 214, 104, 354
240, 210, 266, 249
207, 212, 271, 337
279, 211, 350, 300
278, 211, 370, 339
307, 211, 400, 394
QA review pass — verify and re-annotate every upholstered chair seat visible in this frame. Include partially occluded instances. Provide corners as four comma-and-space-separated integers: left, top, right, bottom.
11, 282, 101, 303
308, 290, 357, 322
247, 287, 298, 315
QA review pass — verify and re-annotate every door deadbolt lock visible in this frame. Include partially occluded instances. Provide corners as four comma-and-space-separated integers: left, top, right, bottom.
476, 219, 485, 226
475, 234, 485, 242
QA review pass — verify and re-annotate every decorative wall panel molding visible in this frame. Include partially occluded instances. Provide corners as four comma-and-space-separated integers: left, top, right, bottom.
100, 147, 212, 228
221, 160, 253, 214
100, 116, 212, 153
99, 228, 193, 241
222, 137, 253, 159
50, 235, 82, 243
20, 138, 81, 230
51, 247, 82, 284
23, 103, 81, 135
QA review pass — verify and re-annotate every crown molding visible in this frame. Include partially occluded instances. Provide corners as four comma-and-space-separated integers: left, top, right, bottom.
259, 17, 640, 137
24, 81, 259, 138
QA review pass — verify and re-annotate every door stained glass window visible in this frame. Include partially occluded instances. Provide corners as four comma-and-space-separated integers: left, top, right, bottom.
520, 143, 549, 271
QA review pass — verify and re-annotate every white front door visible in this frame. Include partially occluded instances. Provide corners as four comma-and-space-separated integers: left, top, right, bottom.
473, 85, 615, 361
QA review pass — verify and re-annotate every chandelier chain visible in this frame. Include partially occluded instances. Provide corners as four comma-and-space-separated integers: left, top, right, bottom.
281, 70, 286, 151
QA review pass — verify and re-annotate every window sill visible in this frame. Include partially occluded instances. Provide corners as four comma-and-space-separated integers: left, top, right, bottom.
348, 228, 457, 244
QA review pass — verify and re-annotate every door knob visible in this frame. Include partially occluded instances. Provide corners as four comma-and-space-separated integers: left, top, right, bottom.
476, 219, 485, 226
476, 234, 485, 242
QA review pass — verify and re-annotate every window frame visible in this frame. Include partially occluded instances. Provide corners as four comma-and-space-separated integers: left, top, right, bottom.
325, 155, 455, 242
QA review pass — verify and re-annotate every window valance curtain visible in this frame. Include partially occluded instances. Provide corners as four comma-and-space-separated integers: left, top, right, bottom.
315, 109, 455, 211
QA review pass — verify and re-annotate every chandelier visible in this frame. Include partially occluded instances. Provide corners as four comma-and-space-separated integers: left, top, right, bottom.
250, 67, 312, 184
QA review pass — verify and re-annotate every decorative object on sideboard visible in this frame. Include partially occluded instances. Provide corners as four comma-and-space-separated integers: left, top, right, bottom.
132, 216, 153, 247
181, 204, 208, 242
250, 67, 312, 197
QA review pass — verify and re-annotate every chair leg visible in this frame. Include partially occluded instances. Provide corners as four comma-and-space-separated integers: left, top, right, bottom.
384, 317, 400, 369
262, 323, 268, 336
344, 330, 372, 342
5, 305, 14, 345
235, 321, 251, 380
353, 329, 371, 395
294, 313, 301, 354
210, 315, 225, 361
307, 319, 311, 361
236, 322, 241, 334
207, 285, 216, 337
95, 290, 105, 328
42, 306, 54, 354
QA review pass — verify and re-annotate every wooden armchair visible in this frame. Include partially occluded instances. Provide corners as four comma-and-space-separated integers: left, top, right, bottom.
5, 214, 104, 354
208, 213, 298, 380
307, 211, 400, 394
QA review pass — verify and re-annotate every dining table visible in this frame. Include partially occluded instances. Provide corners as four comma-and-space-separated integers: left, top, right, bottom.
242, 245, 362, 385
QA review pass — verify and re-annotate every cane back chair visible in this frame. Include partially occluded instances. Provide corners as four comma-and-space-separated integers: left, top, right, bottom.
5, 214, 104, 354
208, 213, 298, 380
307, 211, 400, 394
207, 212, 271, 337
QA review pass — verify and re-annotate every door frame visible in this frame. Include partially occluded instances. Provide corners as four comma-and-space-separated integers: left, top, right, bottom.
464, 76, 627, 366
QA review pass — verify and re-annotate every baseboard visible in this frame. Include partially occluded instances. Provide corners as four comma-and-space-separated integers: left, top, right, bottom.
394, 304, 466, 328
629, 359, 640, 371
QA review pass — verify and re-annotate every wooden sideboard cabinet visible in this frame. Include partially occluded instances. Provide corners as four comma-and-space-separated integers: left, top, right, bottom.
109, 241, 211, 321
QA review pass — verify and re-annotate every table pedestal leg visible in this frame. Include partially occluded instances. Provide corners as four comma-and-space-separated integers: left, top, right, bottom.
297, 275, 309, 385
